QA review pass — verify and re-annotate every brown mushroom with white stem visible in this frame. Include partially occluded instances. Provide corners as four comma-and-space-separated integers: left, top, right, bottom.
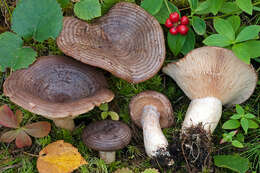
129, 91, 174, 166
57, 2, 165, 84
163, 46, 257, 170
82, 120, 131, 163
3, 55, 114, 131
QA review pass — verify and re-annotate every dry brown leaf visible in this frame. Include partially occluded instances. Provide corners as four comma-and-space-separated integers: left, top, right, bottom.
37, 140, 87, 173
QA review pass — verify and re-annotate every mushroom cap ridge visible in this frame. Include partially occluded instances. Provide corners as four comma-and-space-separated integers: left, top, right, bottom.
82, 120, 132, 151
163, 46, 257, 106
3, 55, 114, 119
57, 2, 165, 84
129, 91, 174, 128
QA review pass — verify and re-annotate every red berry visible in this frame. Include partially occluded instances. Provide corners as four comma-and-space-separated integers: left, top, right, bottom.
177, 25, 189, 35
181, 16, 189, 25
169, 12, 179, 23
165, 18, 173, 28
169, 27, 178, 35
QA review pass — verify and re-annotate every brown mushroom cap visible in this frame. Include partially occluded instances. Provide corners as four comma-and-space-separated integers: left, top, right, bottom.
163, 47, 257, 106
57, 2, 165, 84
82, 120, 132, 151
129, 91, 174, 128
3, 55, 114, 119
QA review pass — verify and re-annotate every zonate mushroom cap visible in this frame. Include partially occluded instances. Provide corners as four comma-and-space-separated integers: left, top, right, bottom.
129, 91, 174, 128
82, 120, 131, 151
57, 2, 165, 84
3, 55, 114, 119
163, 47, 257, 106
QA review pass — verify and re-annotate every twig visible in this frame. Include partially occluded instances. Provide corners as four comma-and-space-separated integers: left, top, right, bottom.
0, 163, 22, 172
22, 151, 39, 157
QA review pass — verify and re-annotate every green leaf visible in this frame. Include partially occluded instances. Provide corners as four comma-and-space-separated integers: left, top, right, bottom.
214, 155, 249, 173
74, 0, 101, 20
248, 119, 259, 129
208, 0, 225, 15
232, 140, 244, 148
214, 18, 235, 41
0, 32, 37, 72
101, 0, 135, 14
235, 133, 244, 143
12, 0, 63, 42
195, 1, 211, 14
232, 43, 251, 64
108, 111, 119, 120
240, 40, 260, 59
236, 104, 244, 115
230, 114, 242, 120
192, 16, 206, 35
235, 25, 260, 43
220, 2, 242, 14
227, 16, 241, 33
167, 31, 187, 56
181, 30, 195, 55
141, 0, 163, 15
154, 1, 180, 24
57, 0, 70, 8
236, 0, 253, 15
222, 119, 240, 129
188, 0, 198, 11
241, 118, 248, 134
99, 103, 109, 111
203, 34, 232, 47
253, 6, 260, 12
244, 113, 255, 119
101, 112, 108, 119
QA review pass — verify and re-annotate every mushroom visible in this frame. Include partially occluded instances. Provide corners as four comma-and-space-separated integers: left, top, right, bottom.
4, 55, 114, 130
163, 46, 257, 168
82, 120, 131, 163
129, 91, 174, 166
57, 2, 165, 84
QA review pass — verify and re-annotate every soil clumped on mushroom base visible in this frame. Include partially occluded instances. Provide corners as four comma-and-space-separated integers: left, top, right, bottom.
181, 124, 212, 172
150, 147, 175, 168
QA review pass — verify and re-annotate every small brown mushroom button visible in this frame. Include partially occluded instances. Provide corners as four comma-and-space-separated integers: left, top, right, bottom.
57, 2, 165, 84
82, 120, 131, 163
129, 91, 174, 166
3, 55, 114, 130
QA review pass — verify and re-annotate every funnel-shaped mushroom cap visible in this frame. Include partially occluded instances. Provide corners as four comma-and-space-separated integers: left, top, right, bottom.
129, 91, 174, 128
163, 47, 257, 106
3, 55, 114, 119
57, 2, 165, 84
82, 120, 132, 151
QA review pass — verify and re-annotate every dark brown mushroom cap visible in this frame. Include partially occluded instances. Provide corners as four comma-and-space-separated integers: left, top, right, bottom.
82, 120, 132, 151
129, 91, 174, 128
57, 2, 165, 84
163, 47, 257, 106
3, 55, 114, 119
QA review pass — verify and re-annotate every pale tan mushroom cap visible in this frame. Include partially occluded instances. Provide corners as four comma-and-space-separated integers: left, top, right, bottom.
57, 2, 165, 84
129, 91, 174, 128
4, 55, 114, 119
163, 47, 257, 106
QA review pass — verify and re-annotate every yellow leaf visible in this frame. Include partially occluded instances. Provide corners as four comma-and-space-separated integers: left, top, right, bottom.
37, 140, 87, 173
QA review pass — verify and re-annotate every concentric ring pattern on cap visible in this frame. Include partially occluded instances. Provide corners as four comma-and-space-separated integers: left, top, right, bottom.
57, 2, 165, 83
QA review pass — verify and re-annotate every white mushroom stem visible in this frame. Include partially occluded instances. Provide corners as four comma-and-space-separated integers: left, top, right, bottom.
141, 105, 170, 158
99, 151, 115, 164
182, 97, 222, 134
52, 118, 75, 131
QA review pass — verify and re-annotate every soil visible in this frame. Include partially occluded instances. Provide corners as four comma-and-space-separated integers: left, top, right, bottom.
181, 124, 213, 173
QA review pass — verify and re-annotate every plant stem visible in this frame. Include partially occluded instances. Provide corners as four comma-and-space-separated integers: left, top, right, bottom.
163, 0, 171, 15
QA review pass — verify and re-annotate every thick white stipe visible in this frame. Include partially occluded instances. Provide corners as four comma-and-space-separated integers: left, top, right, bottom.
182, 97, 222, 134
141, 105, 170, 158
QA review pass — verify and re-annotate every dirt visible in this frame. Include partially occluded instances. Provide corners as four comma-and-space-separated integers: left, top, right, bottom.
181, 124, 213, 173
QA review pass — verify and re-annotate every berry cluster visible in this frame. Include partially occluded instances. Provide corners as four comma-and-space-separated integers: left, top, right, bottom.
165, 12, 189, 35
